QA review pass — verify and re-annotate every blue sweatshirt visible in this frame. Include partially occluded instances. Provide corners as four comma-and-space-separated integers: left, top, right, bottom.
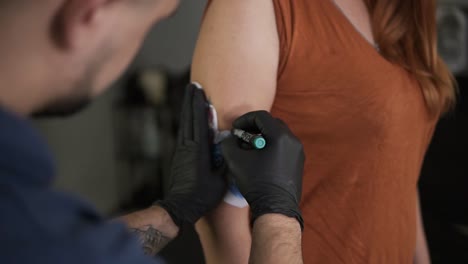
0, 108, 155, 264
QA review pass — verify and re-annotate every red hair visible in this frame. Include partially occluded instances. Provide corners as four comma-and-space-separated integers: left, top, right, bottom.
365, 0, 457, 116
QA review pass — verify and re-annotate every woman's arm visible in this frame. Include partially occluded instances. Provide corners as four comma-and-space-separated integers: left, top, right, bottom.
191, 0, 280, 263
414, 192, 431, 264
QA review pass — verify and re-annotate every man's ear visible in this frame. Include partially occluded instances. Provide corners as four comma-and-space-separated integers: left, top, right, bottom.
51, 0, 113, 50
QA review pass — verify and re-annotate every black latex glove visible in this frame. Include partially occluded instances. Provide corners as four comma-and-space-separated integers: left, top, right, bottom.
156, 84, 226, 228
221, 111, 305, 229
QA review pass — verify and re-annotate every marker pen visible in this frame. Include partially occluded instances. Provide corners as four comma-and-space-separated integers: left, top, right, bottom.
232, 129, 267, 150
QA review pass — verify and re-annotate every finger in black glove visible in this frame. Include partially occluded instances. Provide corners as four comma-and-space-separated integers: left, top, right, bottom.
221, 111, 305, 229
156, 84, 227, 228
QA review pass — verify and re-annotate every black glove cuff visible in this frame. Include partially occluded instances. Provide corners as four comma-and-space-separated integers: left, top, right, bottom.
154, 200, 185, 229
251, 207, 304, 231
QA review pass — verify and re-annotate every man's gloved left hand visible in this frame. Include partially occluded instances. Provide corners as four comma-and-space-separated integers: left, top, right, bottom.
156, 84, 227, 228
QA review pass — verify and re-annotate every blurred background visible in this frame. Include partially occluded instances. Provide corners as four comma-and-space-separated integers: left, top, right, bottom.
33, 0, 468, 263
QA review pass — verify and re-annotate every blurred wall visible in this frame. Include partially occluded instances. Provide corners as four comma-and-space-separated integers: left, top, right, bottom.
134, 0, 207, 72
34, 1, 207, 214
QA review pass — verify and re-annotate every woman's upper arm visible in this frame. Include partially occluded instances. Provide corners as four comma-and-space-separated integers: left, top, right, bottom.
191, 0, 279, 129
191, 1, 280, 263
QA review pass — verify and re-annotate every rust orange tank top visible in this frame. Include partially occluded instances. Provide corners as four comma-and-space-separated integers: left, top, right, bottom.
271, 0, 436, 263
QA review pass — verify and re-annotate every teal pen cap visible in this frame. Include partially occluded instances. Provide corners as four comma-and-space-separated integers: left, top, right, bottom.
232, 129, 266, 150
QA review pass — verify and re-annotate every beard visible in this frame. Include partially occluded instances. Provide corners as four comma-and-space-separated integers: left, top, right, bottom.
32, 36, 124, 118
32, 52, 106, 118
32, 96, 91, 118
32, 72, 94, 118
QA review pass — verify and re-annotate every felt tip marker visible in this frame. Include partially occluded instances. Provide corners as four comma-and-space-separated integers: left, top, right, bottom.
232, 129, 267, 150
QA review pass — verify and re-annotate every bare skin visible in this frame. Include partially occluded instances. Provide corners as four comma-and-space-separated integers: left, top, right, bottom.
120, 206, 179, 256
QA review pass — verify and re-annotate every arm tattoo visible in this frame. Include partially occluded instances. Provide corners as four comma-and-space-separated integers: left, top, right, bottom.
130, 225, 171, 256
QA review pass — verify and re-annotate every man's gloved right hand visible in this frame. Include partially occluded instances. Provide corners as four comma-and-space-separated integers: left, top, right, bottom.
221, 111, 305, 229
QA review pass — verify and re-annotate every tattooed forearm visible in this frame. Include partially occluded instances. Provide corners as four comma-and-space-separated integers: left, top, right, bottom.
130, 225, 171, 256
119, 206, 178, 255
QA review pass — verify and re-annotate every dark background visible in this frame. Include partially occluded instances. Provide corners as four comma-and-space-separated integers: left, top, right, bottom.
419, 76, 468, 264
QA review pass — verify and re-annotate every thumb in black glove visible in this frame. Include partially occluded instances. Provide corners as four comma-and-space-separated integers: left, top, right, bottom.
221, 111, 305, 229
156, 84, 226, 228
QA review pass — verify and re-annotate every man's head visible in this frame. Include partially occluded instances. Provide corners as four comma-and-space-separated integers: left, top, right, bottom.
0, 0, 179, 116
